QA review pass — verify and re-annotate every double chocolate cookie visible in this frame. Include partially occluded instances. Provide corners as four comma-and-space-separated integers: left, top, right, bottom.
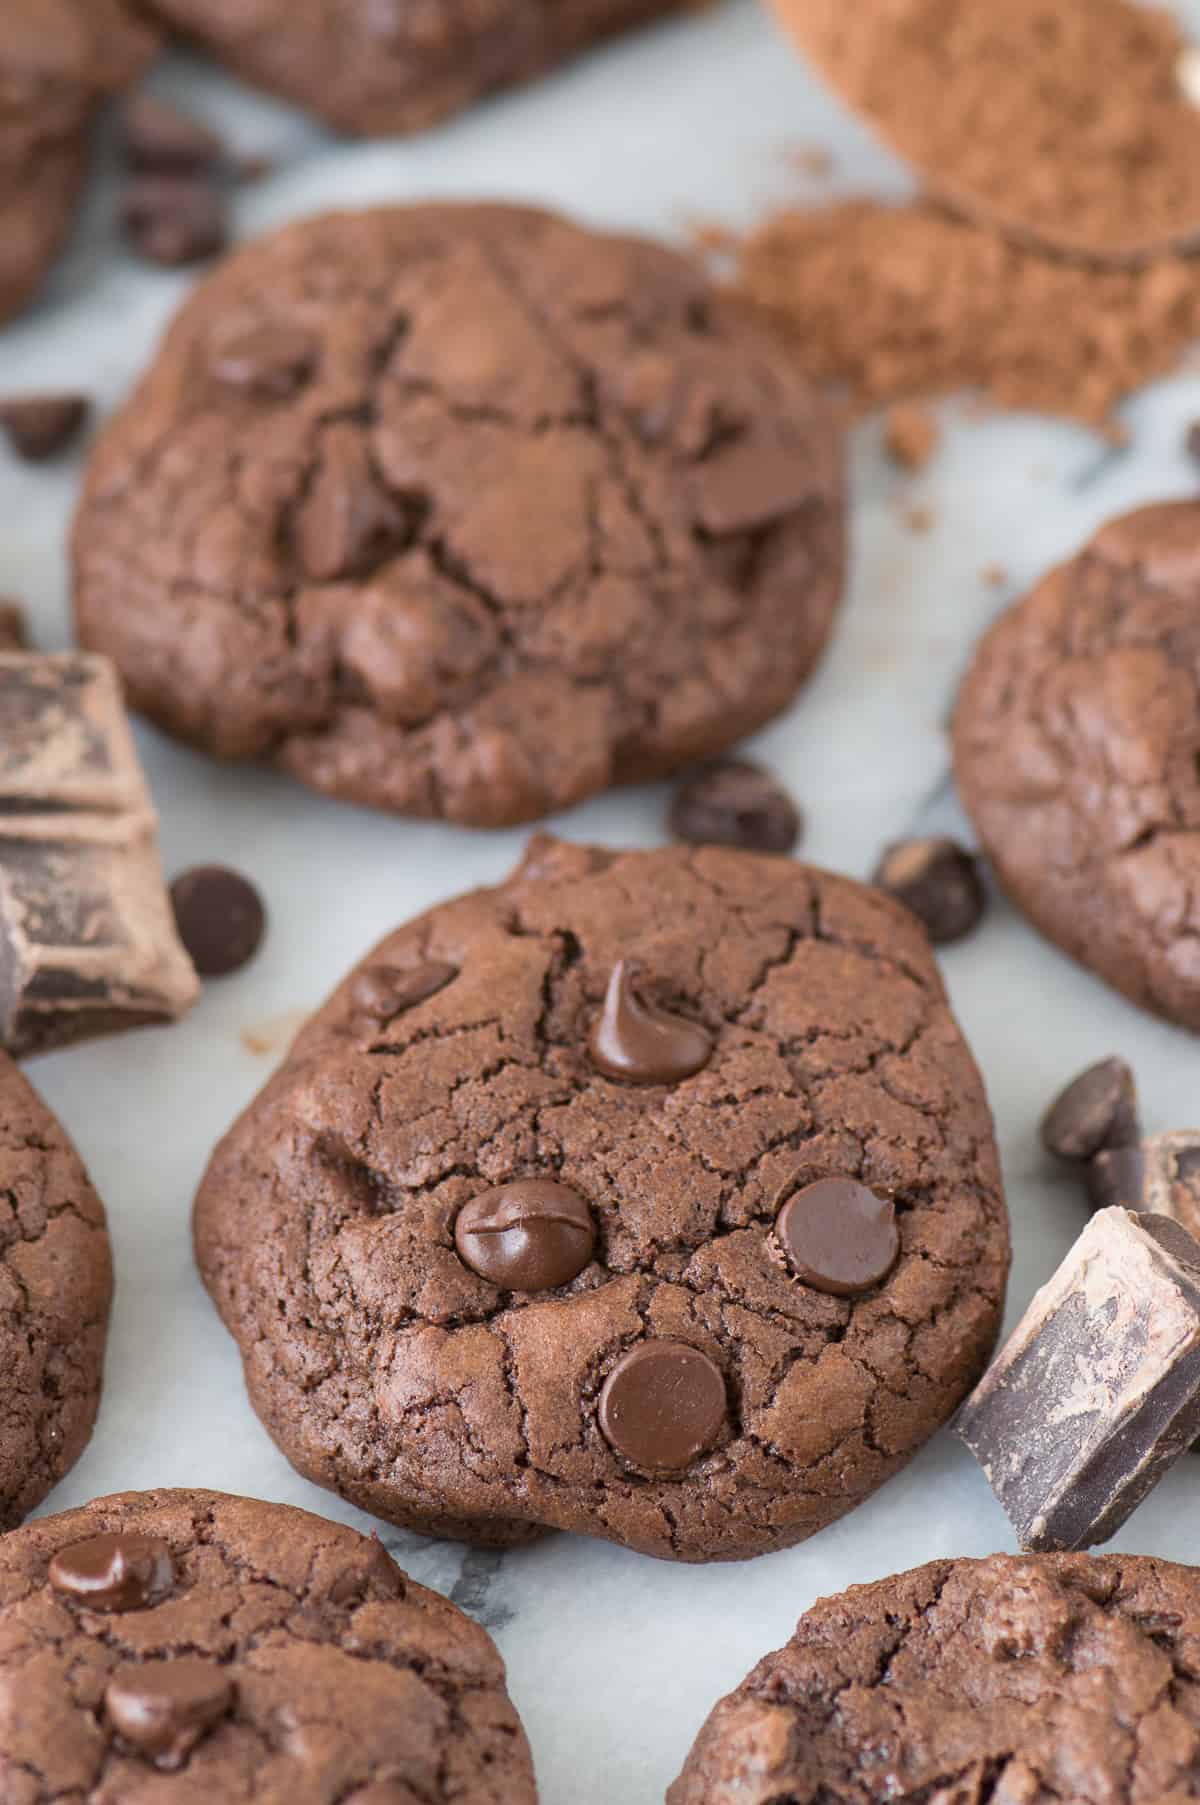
955, 501, 1200, 1031
0, 1487, 537, 1799
143, 0, 683, 137
0, 1, 158, 324
670, 1552, 1200, 1803
0, 1051, 111, 1526
194, 838, 1008, 1562
73, 202, 844, 827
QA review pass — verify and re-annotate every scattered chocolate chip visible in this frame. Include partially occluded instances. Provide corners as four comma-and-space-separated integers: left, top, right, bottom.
0, 600, 28, 650
454, 1179, 596, 1291
1186, 420, 1200, 466
170, 866, 265, 977
123, 176, 228, 268
49, 1533, 175, 1611
598, 1340, 727, 1471
1041, 1057, 1141, 1163
588, 960, 713, 1085
211, 323, 317, 398
231, 151, 275, 186
352, 959, 458, 1022
121, 94, 222, 173
1087, 1145, 1147, 1213
106, 1658, 234, 1770
0, 393, 90, 461
775, 1177, 900, 1297
669, 759, 801, 854
1086, 1132, 1200, 1231
872, 836, 986, 944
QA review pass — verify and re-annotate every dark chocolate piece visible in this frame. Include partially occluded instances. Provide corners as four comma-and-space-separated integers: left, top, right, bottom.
775, 1177, 899, 1296
955, 1207, 1200, 1550
0, 653, 198, 1055
454, 1180, 595, 1290
120, 95, 222, 173
106, 1657, 234, 1769
1087, 1145, 1147, 1213
669, 760, 802, 854
1042, 1057, 1141, 1163
0, 394, 89, 461
122, 176, 228, 267
49, 1533, 175, 1611
872, 836, 986, 944
169, 865, 265, 977
0, 602, 27, 652
588, 960, 713, 1084
1086, 1132, 1200, 1231
598, 1340, 727, 1471
352, 959, 458, 1022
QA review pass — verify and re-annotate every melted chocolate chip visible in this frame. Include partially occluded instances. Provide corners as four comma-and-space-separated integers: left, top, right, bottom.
873, 837, 986, 945
455, 1180, 596, 1290
49, 1533, 175, 1612
170, 866, 266, 977
776, 1178, 899, 1297
106, 1658, 234, 1770
211, 323, 318, 398
352, 959, 458, 1021
1041, 1057, 1141, 1163
588, 960, 713, 1084
669, 759, 801, 854
598, 1340, 727, 1471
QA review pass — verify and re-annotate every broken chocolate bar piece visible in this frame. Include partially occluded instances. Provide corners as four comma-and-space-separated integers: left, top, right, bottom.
956, 1208, 1200, 1552
0, 653, 198, 1054
1087, 1132, 1200, 1229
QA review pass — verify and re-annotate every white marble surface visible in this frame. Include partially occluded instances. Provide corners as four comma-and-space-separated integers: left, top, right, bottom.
6, 4, 1200, 1799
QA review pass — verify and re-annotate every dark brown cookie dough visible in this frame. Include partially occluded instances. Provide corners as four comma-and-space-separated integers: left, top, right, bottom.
193, 837, 1008, 1562
0, 1051, 112, 1527
142, 0, 684, 137
0, 1487, 537, 1801
0, 0, 159, 324
669, 1551, 1200, 1804
73, 202, 844, 828
954, 501, 1200, 1031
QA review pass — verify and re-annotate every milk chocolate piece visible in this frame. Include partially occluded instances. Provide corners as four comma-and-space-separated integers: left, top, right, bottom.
955, 1208, 1200, 1551
0, 654, 198, 1054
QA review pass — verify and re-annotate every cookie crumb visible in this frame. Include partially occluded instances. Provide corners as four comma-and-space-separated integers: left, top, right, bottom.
981, 563, 1008, 588
240, 1008, 310, 1059
884, 403, 939, 470
904, 503, 935, 533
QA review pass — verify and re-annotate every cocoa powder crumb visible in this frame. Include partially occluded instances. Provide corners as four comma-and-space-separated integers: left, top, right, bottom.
884, 403, 939, 470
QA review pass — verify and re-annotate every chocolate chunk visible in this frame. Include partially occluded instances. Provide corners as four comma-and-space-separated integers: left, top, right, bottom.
122, 176, 228, 268
211, 323, 318, 398
0, 653, 199, 1055
669, 760, 801, 854
169, 866, 265, 978
120, 94, 222, 173
454, 1180, 596, 1290
1085, 1133, 1200, 1231
352, 959, 458, 1022
0, 394, 89, 461
955, 1208, 1200, 1551
872, 836, 986, 944
598, 1341, 727, 1471
49, 1533, 175, 1611
106, 1657, 234, 1769
775, 1177, 899, 1297
588, 960, 713, 1085
0, 602, 27, 652
1041, 1057, 1141, 1163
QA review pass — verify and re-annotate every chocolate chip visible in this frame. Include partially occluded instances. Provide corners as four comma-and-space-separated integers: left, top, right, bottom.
106, 1658, 234, 1770
1186, 420, 1200, 467
1086, 1133, 1200, 1229
0, 600, 28, 651
49, 1533, 175, 1611
296, 424, 409, 582
211, 324, 317, 399
775, 1177, 899, 1297
598, 1340, 727, 1471
1041, 1057, 1141, 1163
669, 759, 801, 854
0, 394, 90, 461
1087, 1146, 1147, 1213
170, 866, 265, 977
454, 1180, 596, 1290
588, 960, 713, 1085
231, 151, 275, 186
352, 959, 458, 1021
872, 836, 986, 944
121, 95, 222, 173
123, 176, 228, 268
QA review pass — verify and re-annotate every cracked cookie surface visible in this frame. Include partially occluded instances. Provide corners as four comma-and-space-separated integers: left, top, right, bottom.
668, 1551, 1200, 1803
193, 837, 1008, 1563
142, 0, 684, 137
0, 0, 159, 323
72, 203, 844, 827
0, 1486, 537, 1802
955, 501, 1200, 1031
0, 1050, 111, 1528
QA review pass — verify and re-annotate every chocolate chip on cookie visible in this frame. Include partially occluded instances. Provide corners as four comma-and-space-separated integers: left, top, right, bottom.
1, 1489, 537, 1797
194, 839, 1008, 1561
670, 1551, 1200, 1804
75, 203, 844, 827
669, 760, 802, 854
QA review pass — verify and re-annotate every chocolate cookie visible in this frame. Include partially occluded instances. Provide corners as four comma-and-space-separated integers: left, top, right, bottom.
142, 0, 683, 137
0, 1487, 537, 1799
770, 0, 1200, 265
72, 203, 843, 828
0, 1051, 112, 1526
955, 501, 1200, 1030
0, 1, 159, 324
669, 1551, 1200, 1803
193, 837, 1008, 1562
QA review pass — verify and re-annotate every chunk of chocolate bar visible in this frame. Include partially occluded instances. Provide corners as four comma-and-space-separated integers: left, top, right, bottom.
0, 654, 198, 1054
1087, 1132, 1200, 1227
955, 1208, 1200, 1551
